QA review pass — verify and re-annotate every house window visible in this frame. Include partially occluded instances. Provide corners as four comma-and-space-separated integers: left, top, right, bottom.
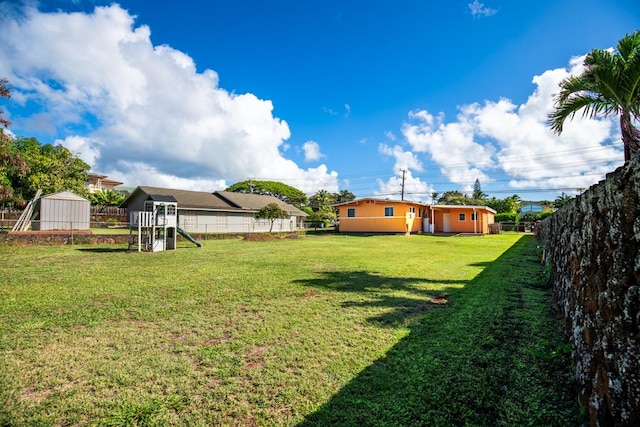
409, 206, 415, 213
167, 205, 176, 216
347, 208, 356, 218
459, 213, 466, 221
471, 213, 477, 221
384, 207, 394, 217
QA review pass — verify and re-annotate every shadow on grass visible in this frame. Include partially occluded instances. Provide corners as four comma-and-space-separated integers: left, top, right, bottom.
295, 271, 460, 326
298, 235, 580, 427
76, 247, 129, 253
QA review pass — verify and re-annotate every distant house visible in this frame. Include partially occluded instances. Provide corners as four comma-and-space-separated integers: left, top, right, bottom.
120, 186, 308, 233
519, 202, 547, 216
86, 173, 123, 193
333, 198, 496, 234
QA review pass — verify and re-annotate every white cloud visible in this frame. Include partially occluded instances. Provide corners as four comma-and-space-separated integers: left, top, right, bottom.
469, 1, 497, 17
402, 109, 494, 184
302, 140, 324, 162
400, 55, 624, 193
376, 144, 432, 200
55, 135, 101, 167
374, 170, 433, 202
323, 104, 350, 118
378, 143, 423, 172
0, 5, 338, 193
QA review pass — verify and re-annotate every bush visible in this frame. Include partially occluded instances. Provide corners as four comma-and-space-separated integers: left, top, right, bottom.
495, 212, 519, 223
536, 211, 554, 220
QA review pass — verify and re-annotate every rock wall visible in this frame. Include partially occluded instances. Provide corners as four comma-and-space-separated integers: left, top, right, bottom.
537, 157, 640, 426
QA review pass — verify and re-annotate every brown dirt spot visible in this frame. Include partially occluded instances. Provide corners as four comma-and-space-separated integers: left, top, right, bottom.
298, 291, 318, 299
242, 345, 268, 370
430, 294, 450, 305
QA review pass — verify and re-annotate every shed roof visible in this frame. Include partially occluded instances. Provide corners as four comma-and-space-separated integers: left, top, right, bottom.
40, 190, 90, 202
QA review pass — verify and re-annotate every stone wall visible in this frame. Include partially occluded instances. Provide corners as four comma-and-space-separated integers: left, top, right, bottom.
537, 157, 640, 426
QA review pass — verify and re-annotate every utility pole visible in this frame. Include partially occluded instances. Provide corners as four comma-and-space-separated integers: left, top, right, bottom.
399, 168, 406, 201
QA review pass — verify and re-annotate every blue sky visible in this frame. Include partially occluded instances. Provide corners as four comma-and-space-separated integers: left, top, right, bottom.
1, 0, 639, 201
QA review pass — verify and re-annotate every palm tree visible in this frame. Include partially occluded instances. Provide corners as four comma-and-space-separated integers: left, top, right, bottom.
548, 30, 640, 161
309, 189, 335, 211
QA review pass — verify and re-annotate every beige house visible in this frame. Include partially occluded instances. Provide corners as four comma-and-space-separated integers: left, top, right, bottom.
86, 173, 123, 193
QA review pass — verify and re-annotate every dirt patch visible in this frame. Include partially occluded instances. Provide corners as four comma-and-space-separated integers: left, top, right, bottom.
242, 234, 280, 242
429, 294, 450, 305
298, 291, 319, 299
242, 345, 268, 370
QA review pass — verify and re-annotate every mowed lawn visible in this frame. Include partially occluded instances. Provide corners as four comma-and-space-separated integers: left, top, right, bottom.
0, 234, 581, 426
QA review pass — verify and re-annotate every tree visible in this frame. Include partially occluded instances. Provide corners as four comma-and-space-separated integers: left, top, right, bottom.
335, 189, 356, 204
0, 79, 29, 206
309, 189, 335, 211
437, 191, 469, 205
1, 133, 90, 206
486, 194, 521, 214
553, 193, 574, 209
12, 137, 90, 201
308, 189, 338, 225
254, 202, 289, 232
549, 30, 640, 161
87, 189, 126, 207
472, 178, 487, 201
226, 180, 308, 209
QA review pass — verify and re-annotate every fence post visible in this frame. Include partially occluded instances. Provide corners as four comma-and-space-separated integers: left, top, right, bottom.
70, 221, 74, 245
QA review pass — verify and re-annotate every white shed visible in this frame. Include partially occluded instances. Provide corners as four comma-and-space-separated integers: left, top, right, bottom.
32, 191, 90, 231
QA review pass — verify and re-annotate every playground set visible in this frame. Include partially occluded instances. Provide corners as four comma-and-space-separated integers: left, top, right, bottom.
128, 195, 202, 252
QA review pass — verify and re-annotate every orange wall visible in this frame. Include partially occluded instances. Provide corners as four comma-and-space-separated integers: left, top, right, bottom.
431, 207, 494, 233
337, 201, 494, 234
337, 200, 427, 233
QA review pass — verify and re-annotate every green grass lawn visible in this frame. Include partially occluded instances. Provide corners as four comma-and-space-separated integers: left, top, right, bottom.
0, 234, 581, 426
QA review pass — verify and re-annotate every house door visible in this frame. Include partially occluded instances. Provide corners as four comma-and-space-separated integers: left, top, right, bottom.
443, 213, 451, 232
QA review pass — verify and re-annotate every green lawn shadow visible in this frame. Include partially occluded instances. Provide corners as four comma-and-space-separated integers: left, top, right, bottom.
295, 271, 461, 327
297, 235, 580, 426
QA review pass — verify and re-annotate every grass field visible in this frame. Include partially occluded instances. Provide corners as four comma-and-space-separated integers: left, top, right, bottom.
0, 233, 581, 426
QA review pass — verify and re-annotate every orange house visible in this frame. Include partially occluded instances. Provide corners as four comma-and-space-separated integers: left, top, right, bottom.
333, 199, 430, 234
428, 204, 496, 234
334, 199, 496, 234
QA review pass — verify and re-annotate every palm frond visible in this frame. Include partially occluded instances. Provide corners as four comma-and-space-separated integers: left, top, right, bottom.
548, 95, 604, 133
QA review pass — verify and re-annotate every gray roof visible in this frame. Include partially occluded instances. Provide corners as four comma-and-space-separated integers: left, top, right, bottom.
122, 186, 231, 210
121, 186, 307, 216
214, 191, 308, 216
40, 190, 90, 202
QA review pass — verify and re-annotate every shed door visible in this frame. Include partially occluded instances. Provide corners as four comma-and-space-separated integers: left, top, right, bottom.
443, 213, 451, 232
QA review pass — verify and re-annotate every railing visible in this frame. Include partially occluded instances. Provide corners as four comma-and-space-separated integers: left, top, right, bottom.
90, 206, 127, 216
